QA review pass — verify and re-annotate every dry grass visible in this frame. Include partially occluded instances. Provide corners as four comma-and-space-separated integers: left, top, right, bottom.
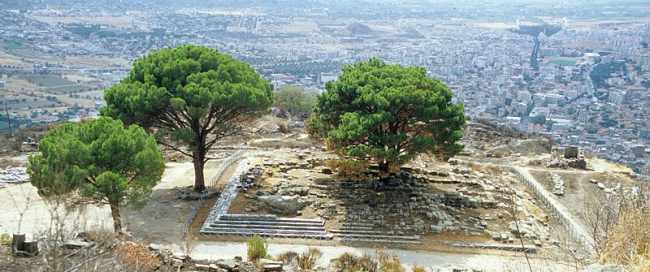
412, 265, 426, 272
276, 120, 290, 134
115, 242, 161, 272
325, 159, 369, 180
377, 251, 405, 272
0, 233, 10, 246
296, 248, 322, 271
275, 251, 299, 264
332, 252, 378, 272
588, 187, 650, 272
332, 251, 406, 272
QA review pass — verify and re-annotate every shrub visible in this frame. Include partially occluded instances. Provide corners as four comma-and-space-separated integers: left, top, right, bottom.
276, 120, 290, 134
0, 233, 11, 246
275, 251, 299, 264
332, 252, 378, 272
378, 252, 405, 272
587, 186, 650, 272
296, 248, 322, 271
247, 235, 268, 262
274, 85, 318, 119
325, 159, 369, 180
412, 265, 427, 272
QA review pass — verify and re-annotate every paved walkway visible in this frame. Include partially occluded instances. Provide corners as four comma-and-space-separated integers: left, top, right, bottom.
187, 241, 575, 272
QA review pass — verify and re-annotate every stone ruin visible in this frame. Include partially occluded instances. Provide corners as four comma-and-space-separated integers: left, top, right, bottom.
199, 150, 552, 251
551, 174, 565, 196
547, 146, 587, 170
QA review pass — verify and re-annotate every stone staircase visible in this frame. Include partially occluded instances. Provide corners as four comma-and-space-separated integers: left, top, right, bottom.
332, 222, 422, 244
201, 214, 333, 240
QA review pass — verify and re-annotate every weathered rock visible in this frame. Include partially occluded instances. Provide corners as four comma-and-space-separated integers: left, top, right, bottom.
509, 220, 544, 240
260, 259, 283, 272
209, 264, 226, 272
149, 243, 161, 252
195, 263, 211, 271
278, 184, 309, 196
238, 262, 258, 272
257, 195, 308, 215
216, 259, 238, 271
63, 239, 95, 249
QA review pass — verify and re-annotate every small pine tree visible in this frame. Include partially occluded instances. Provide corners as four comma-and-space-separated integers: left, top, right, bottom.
247, 235, 268, 262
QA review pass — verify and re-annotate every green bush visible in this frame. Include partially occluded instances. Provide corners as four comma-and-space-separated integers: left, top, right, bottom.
0, 234, 11, 246
247, 235, 268, 262
274, 85, 318, 119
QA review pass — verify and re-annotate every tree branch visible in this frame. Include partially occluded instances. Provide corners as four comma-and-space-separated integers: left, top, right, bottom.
158, 140, 193, 158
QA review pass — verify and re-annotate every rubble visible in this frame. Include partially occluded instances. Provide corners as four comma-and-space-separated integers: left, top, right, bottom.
62, 239, 95, 249
199, 145, 554, 251
176, 187, 220, 200
551, 174, 565, 196
0, 167, 29, 187
257, 195, 309, 215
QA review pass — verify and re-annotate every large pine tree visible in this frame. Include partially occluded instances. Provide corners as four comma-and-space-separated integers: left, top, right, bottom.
103, 45, 273, 192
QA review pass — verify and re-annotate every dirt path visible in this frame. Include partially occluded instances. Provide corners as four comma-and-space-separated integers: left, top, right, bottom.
188, 153, 248, 243
0, 161, 214, 244
189, 241, 576, 272
512, 166, 594, 250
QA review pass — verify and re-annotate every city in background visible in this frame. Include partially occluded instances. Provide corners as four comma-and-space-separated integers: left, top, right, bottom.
0, 0, 649, 175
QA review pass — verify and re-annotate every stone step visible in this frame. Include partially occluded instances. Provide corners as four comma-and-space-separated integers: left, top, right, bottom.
203, 226, 330, 235
209, 223, 326, 231
340, 222, 376, 228
449, 242, 537, 253
218, 215, 325, 225
334, 233, 421, 241
337, 226, 375, 231
338, 238, 422, 244
200, 229, 333, 240
212, 220, 324, 227
220, 214, 324, 223
331, 229, 389, 235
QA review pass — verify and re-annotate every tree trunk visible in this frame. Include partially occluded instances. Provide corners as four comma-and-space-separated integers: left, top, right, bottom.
109, 201, 123, 234
378, 161, 390, 174
193, 151, 206, 192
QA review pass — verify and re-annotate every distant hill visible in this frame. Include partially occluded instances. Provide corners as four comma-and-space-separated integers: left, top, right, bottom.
346, 22, 373, 36
400, 27, 425, 39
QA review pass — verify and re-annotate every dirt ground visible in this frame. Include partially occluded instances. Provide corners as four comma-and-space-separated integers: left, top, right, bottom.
0, 158, 225, 246
528, 165, 641, 227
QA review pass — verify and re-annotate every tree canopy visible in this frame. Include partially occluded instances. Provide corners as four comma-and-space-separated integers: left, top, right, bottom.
273, 85, 318, 119
102, 45, 273, 192
308, 58, 465, 173
27, 117, 165, 233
